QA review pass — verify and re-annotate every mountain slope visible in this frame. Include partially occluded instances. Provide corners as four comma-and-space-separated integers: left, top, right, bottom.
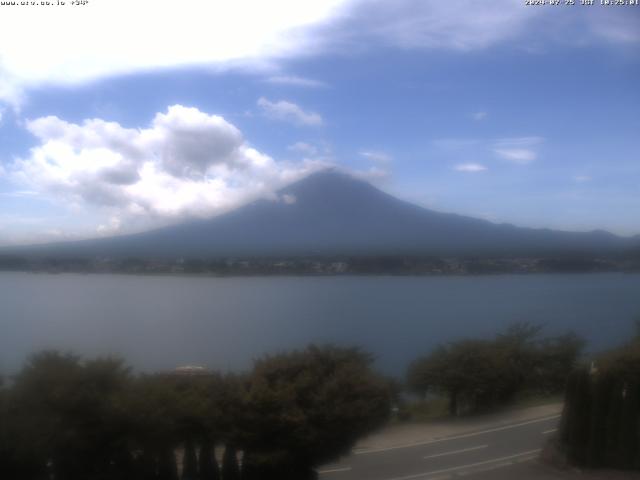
6, 170, 638, 258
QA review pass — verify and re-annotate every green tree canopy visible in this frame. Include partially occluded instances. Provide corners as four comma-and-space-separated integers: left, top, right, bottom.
239, 345, 391, 478
408, 323, 584, 415
8, 351, 132, 480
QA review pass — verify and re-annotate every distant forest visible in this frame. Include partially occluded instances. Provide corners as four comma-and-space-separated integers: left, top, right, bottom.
1, 254, 639, 276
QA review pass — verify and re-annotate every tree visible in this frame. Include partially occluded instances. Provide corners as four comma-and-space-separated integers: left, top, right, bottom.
182, 439, 198, 480
8, 351, 133, 479
221, 444, 240, 480
1, 345, 392, 479
561, 367, 592, 465
0, 373, 49, 480
198, 438, 220, 480
238, 345, 391, 479
408, 340, 507, 415
125, 374, 182, 475
408, 323, 585, 415
535, 332, 585, 394
560, 326, 640, 471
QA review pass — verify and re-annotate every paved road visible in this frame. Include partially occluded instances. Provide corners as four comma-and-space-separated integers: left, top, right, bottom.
318, 414, 561, 480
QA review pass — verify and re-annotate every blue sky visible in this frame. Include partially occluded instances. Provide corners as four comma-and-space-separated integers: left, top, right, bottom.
0, 0, 638, 245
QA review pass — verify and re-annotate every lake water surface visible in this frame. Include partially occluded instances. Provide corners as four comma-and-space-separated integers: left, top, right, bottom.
1, 272, 639, 376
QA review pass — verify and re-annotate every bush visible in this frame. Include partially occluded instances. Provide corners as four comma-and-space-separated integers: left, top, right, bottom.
408, 323, 583, 416
0, 345, 391, 479
560, 330, 640, 471
238, 345, 391, 478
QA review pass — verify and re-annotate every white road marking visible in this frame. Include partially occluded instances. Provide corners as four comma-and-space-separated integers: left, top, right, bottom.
383, 449, 541, 480
354, 415, 560, 455
542, 428, 557, 434
318, 466, 352, 475
423, 444, 488, 460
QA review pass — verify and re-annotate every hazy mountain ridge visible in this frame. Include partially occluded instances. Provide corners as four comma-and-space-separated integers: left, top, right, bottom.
3, 170, 639, 259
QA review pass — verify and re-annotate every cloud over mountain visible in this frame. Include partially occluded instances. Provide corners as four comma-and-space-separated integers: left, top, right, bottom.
10, 105, 326, 231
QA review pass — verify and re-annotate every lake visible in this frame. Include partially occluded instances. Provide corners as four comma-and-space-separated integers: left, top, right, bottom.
1, 272, 639, 376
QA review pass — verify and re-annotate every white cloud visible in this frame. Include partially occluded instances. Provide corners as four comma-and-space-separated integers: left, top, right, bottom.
493, 137, 543, 165
0, 1, 635, 106
151, 107, 246, 178
494, 148, 536, 164
587, 10, 640, 45
359, 150, 392, 164
281, 194, 297, 205
574, 175, 591, 183
0, 0, 344, 105
454, 163, 487, 172
471, 111, 487, 121
0, 190, 38, 198
0, 216, 85, 246
265, 75, 327, 88
433, 136, 544, 168
349, 166, 390, 182
8, 105, 328, 231
328, 0, 544, 51
257, 97, 323, 126
495, 136, 544, 146
288, 142, 318, 156
0, 76, 24, 109
323, 0, 638, 53
97, 216, 122, 235
7, 0, 537, 105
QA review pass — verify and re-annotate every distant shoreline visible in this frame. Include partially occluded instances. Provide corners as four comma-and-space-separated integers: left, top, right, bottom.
2, 271, 640, 281
1, 255, 639, 277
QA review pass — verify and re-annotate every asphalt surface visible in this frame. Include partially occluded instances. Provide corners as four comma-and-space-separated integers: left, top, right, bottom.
318, 414, 562, 480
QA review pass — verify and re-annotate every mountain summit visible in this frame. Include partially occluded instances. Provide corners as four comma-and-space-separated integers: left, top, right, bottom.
8, 170, 637, 258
